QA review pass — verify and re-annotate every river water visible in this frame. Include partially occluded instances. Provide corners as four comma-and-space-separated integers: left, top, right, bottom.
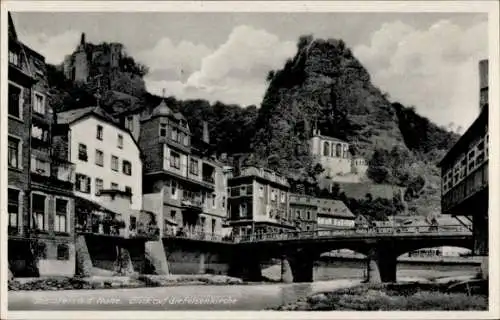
9, 261, 480, 311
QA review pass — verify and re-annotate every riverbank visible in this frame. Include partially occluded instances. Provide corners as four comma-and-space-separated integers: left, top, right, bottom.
8, 274, 245, 291
272, 279, 488, 311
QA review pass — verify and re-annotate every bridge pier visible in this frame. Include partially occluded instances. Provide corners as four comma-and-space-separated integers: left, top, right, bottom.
228, 250, 262, 281
280, 257, 293, 283
367, 245, 397, 284
288, 251, 314, 283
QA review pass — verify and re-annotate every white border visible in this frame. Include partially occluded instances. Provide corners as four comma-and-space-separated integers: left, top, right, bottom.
1, 1, 499, 320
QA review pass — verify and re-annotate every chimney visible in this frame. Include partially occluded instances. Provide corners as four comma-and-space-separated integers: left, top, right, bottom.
479, 59, 489, 111
202, 121, 210, 144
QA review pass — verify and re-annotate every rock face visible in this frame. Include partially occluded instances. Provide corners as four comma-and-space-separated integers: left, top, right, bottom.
251, 36, 459, 216
253, 37, 407, 176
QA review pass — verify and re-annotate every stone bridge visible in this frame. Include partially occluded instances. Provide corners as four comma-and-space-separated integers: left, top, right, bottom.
161, 225, 473, 284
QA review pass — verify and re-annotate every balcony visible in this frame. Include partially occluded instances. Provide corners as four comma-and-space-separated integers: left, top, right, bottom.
202, 176, 215, 184
442, 162, 488, 215
129, 222, 160, 240
76, 213, 127, 238
181, 196, 204, 210
31, 155, 75, 190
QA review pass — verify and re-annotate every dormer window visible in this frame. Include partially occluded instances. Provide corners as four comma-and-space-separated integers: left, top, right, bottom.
9, 50, 20, 67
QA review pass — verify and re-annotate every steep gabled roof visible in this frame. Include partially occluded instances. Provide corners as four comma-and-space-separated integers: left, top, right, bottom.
56, 106, 142, 155
8, 12, 18, 40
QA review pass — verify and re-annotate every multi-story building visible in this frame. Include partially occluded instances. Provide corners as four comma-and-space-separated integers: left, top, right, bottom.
56, 106, 143, 211
316, 198, 355, 229
227, 166, 294, 237
309, 129, 368, 182
438, 60, 489, 269
139, 99, 228, 238
8, 13, 76, 277
288, 194, 318, 231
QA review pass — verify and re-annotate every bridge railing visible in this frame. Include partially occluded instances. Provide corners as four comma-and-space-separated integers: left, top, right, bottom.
237, 225, 472, 243
162, 230, 234, 242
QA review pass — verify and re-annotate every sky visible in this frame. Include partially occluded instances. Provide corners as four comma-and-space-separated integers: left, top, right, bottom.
11, 12, 488, 130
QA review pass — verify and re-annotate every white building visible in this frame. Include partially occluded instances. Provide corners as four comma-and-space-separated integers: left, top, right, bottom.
309, 129, 368, 181
57, 106, 143, 210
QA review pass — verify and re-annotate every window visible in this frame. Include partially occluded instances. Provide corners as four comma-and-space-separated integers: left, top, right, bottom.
95, 178, 104, 195
211, 218, 216, 234
8, 188, 20, 229
171, 210, 176, 220
178, 132, 184, 144
171, 128, 178, 141
9, 50, 20, 66
31, 124, 49, 142
125, 116, 134, 132
8, 136, 21, 169
171, 181, 178, 198
170, 151, 180, 169
240, 186, 247, 195
95, 149, 104, 167
111, 182, 119, 190
32, 193, 47, 231
32, 156, 49, 176
307, 211, 311, 220
117, 134, 123, 149
212, 193, 216, 208
468, 149, 476, 172
130, 216, 137, 230
271, 189, 277, 201
280, 192, 286, 203
239, 203, 247, 218
189, 159, 199, 175
111, 155, 119, 171
125, 186, 132, 195
336, 144, 342, 157
75, 174, 91, 193
222, 196, 226, 209
57, 244, 70, 261
8, 83, 22, 119
323, 142, 329, 156
183, 135, 189, 146
96, 125, 103, 140
55, 198, 68, 233
78, 143, 88, 161
33, 92, 45, 115
122, 160, 132, 176
159, 123, 167, 137
200, 216, 206, 231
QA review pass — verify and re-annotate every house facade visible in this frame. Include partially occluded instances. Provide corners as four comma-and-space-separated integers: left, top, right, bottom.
316, 199, 355, 229
8, 13, 76, 277
438, 60, 489, 260
57, 107, 143, 210
227, 166, 294, 237
288, 194, 318, 231
140, 99, 228, 239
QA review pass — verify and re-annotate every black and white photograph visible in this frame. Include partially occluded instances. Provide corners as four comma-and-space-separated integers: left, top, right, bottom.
1, 1, 499, 319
